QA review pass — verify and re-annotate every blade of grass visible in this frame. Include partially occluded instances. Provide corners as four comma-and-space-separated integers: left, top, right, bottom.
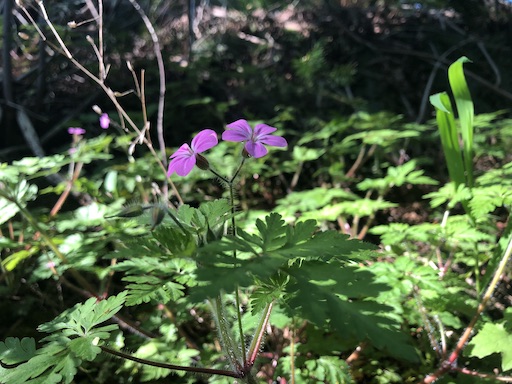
429, 92, 465, 187
448, 56, 474, 187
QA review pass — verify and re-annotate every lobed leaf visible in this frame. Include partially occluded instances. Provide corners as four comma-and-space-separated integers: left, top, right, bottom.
123, 275, 185, 306
467, 321, 512, 371
0, 337, 36, 365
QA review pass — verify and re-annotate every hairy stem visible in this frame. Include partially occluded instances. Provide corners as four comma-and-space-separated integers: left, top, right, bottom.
211, 296, 244, 373
209, 158, 248, 365
246, 302, 273, 368
101, 345, 241, 378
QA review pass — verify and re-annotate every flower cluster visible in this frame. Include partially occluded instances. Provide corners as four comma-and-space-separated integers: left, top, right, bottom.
167, 119, 287, 177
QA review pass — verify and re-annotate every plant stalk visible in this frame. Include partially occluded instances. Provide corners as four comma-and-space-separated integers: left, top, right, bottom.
422, 231, 512, 383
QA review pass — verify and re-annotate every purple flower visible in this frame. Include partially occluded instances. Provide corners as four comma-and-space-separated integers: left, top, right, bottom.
222, 119, 287, 158
68, 127, 86, 135
99, 113, 110, 129
167, 129, 218, 176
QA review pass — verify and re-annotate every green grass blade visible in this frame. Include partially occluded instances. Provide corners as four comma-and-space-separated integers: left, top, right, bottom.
429, 92, 466, 187
448, 56, 474, 187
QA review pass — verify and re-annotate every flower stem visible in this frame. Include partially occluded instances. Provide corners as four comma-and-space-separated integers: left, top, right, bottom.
246, 302, 273, 368
101, 345, 241, 378
229, 159, 247, 364
209, 159, 248, 364
211, 295, 244, 373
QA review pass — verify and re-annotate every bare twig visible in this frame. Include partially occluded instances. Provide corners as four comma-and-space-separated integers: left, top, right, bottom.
125, 0, 167, 167
3, 0, 14, 103
18, 0, 183, 205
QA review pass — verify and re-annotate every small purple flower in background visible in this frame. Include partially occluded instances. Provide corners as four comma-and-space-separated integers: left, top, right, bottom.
68, 127, 85, 154
67, 127, 86, 136
222, 119, 287, 158
167, 129, 218, 176
99, 113, 110, 129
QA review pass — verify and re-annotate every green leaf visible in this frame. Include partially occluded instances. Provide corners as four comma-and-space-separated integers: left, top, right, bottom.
0, 341, 80, 384
0, 179, 38, 225
151, 225, 197, 257
430, 92, 466, 187
191, 213, 375, 300
303, 199, 396, 220
0, 337, 36, 365
1, 246, 40, 271
256, 213, 288, 251
251, 273, 289, 313
303, 356, 354, 384
67, 336, 101, 361
277, 188, 358, 217
449, 56, 474, 187
103, 170, 118, 193
342, 128, 419, 146
429, 93, 451, 112
123, 275, 185, 305
424, 182, 472, 209
286, 260, 418, 361
467, 322, 512, 371
292, 146, 326, 161
175, 199, 233, 242
469, 186, 512, 220
357, 160, 437, 193
0, 293, 127, 383
38, 292, 126, 336
11, 154, 68, 177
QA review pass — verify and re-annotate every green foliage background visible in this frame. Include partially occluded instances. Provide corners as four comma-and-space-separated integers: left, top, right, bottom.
1, 1, 512, 383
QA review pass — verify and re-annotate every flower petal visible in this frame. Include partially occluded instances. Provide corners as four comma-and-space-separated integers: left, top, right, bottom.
222, 119, 252, 142
170, 144, 193, 159
68, 127, 86, 135
167, 154, 196, 176
259, 135, 288, 148
245, 141, 268, 158
254, 124, 277, 137
191, 129, 218, 153
99, 113, 110, 129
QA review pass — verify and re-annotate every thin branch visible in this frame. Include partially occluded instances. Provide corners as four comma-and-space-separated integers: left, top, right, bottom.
125, 0, 167, 167
477, 40, 501, 86
3, 0, 14, 102
19, 1, 183, 205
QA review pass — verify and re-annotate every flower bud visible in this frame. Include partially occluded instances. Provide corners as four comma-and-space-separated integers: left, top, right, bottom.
242, 147, 252, 158
100, 113, 110, 129
150, 205, 166, 230
106, 204, 144, 218
195, 154, 211, 170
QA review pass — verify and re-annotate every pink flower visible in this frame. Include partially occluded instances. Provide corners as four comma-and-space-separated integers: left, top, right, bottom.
68, 127, 86, 135
222, 119, 287, 158
167, 129, 218, 176
99, 113, 110, 129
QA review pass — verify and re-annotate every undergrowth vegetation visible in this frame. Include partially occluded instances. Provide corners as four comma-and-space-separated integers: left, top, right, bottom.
1, 1, 512, 383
